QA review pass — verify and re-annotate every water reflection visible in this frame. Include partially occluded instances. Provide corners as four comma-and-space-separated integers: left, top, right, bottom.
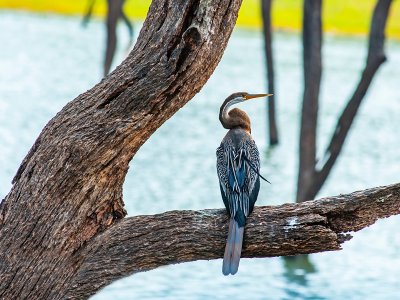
283, 255, 317, 286
282, 256, 323, 300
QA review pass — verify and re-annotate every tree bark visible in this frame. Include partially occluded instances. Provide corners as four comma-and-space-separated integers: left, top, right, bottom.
297, 0, 322, 202
71, 182, 400, 298
261, 0, 279, 145
0, 0, 243, 298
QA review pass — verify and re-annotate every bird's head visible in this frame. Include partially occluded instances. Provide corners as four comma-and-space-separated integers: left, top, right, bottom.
219, 92, 273, 131
221, 92, 273, 110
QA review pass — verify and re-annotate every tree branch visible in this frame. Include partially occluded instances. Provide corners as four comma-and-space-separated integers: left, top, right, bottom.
315, 0, 393, 192
69, 182, 400, 298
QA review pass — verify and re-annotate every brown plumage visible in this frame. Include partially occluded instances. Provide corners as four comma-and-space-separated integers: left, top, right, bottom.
219, 92, 252, 132
224, 108, 251, 132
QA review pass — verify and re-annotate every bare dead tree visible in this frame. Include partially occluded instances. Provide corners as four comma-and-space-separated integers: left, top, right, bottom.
297, 0, 393, 203
104, 0, 130, 76
297, 0, 322, 202
82, 0, 134, 76
261, 0, 279, 145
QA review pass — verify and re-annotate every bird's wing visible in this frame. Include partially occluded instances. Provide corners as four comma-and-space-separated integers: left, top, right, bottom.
216, 138, 260, 222
242, 139, 260, 194
216, 142, 231, 211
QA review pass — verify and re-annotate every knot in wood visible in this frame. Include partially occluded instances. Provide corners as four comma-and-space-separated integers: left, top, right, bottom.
182, 26, 202, 47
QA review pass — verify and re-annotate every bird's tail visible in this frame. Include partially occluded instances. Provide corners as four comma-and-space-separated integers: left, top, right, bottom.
222, 218, 244, 276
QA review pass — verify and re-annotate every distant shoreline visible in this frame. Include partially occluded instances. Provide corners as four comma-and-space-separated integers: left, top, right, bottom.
1, 0, 399, 39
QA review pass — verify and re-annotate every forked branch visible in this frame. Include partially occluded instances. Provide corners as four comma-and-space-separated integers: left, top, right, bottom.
297, 0, 393, 203
315, 0, 393, 193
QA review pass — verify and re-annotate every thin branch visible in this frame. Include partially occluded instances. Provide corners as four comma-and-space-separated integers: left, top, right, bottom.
297, 0, 322, 202
315, 0, 393, 194
69, 183, 400, 298
81, 0, 96, 27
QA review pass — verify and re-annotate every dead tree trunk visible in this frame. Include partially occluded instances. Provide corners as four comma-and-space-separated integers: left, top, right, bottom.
104, 0, 124, 76
82, 0, 133, 76
297, 0, 393, 203
261, 0, 279, 145
297, 0, 322, 202
0, 0, 244, 298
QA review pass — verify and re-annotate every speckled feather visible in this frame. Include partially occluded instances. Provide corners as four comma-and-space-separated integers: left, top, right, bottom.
217, 128, 260, 225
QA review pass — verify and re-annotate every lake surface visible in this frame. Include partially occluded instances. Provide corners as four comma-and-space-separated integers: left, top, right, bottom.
1, 11, 399, 300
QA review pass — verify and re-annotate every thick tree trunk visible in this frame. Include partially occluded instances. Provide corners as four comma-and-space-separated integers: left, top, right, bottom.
297, 0, 322, 202
297, 0, 392, 203
0, 0, 243, 298
261, 0, 279, 145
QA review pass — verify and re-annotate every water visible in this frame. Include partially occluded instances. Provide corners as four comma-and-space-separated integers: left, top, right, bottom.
1, 11, 399, 300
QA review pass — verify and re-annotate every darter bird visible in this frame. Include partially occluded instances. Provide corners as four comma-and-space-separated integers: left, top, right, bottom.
216, 92, 272, 275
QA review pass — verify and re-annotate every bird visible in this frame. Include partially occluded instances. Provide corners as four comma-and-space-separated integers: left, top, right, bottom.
216, 92, 272, 276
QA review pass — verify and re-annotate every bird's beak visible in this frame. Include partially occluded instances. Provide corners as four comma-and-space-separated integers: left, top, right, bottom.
244, 93, 273, 100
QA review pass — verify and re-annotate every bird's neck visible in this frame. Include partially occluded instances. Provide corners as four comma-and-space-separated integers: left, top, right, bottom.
219, 105, 251, 133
